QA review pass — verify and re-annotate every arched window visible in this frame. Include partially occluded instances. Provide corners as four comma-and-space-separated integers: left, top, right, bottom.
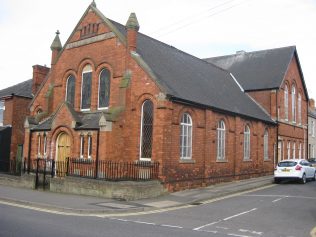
298, 93, 302, 125
244, 125, 250, 160
98, 69, 111, 109
264, 129, 269, 160
284, 85, 288, 120
217, 120, 226, 160
37, 135, 41, 157
87, 135, 92, 159
43, 133, 47, 157
140, 100, 154, 160
80, 135, 84, 158
292, 85, 296, 123
66, 75, 75, 107
81, 65, 92, 110
180, 113, 192, 159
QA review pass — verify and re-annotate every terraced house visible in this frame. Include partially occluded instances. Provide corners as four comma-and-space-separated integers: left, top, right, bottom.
22, 2, 308, 191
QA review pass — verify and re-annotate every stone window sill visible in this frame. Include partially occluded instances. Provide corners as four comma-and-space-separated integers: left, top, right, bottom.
179, 159, 196, 164
216, 159, 228, 163
243, 159, 252, 162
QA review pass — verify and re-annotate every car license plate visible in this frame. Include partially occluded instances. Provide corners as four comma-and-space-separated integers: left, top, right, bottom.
282, 168, 290, 172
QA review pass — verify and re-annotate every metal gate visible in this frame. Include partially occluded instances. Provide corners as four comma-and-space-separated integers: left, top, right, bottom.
34, 159, 55, 190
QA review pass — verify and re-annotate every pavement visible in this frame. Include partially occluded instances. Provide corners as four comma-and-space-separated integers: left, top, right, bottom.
0, 175, 274, 215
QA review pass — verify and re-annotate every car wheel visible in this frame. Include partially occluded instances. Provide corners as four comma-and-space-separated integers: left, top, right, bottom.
301, 173, 306, 184
312, 172, 316, 181
274, 178, 280, 184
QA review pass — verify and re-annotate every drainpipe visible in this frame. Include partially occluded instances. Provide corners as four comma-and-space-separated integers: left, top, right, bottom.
306, 99, 308, 159
276, 89, 279, 167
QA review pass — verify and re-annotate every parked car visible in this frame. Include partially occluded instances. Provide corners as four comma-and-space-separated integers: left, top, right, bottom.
274, 159, 316, 184
308, 158, 316, 168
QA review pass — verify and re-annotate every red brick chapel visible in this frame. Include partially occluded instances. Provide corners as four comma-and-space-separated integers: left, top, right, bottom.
23, 1, 308, 191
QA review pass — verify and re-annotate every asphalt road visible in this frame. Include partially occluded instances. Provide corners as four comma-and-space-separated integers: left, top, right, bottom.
1, 181, 315, 237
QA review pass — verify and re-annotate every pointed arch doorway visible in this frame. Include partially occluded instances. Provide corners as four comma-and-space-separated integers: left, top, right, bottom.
56, 132, 71, 176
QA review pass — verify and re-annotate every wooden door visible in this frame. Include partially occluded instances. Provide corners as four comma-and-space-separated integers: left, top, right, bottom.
56, 133, 70, 176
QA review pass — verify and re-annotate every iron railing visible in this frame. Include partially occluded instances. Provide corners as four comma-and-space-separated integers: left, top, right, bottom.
0, 159, 21, 175
23, 158, 160, 181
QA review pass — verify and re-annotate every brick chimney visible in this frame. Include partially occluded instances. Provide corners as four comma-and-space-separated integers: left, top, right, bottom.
125, 13, 139, 52
32, 65, 50, 95
309, 99, 315, 110
50, 30, 62, 66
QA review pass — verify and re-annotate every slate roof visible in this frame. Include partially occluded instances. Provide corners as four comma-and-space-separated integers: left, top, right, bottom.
31, 112, 108, 131
204, 46, 297, 91
309, 109, 316, 119
31, 117, 52, 131
0, 79, 33, 99
110, 20, 274, 124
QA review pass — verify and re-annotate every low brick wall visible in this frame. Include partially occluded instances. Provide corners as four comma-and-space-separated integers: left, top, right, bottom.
50, 176, 167, 201
0, 173, 36, 189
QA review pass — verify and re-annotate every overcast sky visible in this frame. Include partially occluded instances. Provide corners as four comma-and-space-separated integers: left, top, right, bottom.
1, 0, 315, 99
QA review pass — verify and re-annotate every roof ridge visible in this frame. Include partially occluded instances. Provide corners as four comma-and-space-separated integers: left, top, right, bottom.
206, 45, 296, 60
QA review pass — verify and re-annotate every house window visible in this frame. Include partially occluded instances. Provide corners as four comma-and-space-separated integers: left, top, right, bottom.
80, 135, 84, 158
278, 141, 282, 161
244, 125, 250, 160
309, 144, 315, 158
81, 65, 92, 111
292, 85, 296, 123
287, 142, 291, 159
87, 135, 92, 159
66, 75, 76, 107
140, 100, 154, 160
43, 134, 47, 157
284, 85, 288, 121
0, 100, 4, 126
312, 121, 315, 137
264, 129, 269, 160
298, 93, 302, 125
299, 143, 302, 159
37, 135, 41, 157
98, 69, 111, 109
292, 142, 296, 159
180, 113, 192, 160
217, 120, 226, 160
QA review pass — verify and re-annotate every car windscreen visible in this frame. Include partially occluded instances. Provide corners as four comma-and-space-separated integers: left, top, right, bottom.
278, 161, 297, 167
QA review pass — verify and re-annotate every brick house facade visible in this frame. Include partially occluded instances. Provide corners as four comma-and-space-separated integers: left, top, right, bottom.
0, 65, 49, 172
22, 2, 307, 191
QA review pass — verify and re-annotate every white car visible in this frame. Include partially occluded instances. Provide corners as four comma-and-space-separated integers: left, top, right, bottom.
274, 159, 316, 184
